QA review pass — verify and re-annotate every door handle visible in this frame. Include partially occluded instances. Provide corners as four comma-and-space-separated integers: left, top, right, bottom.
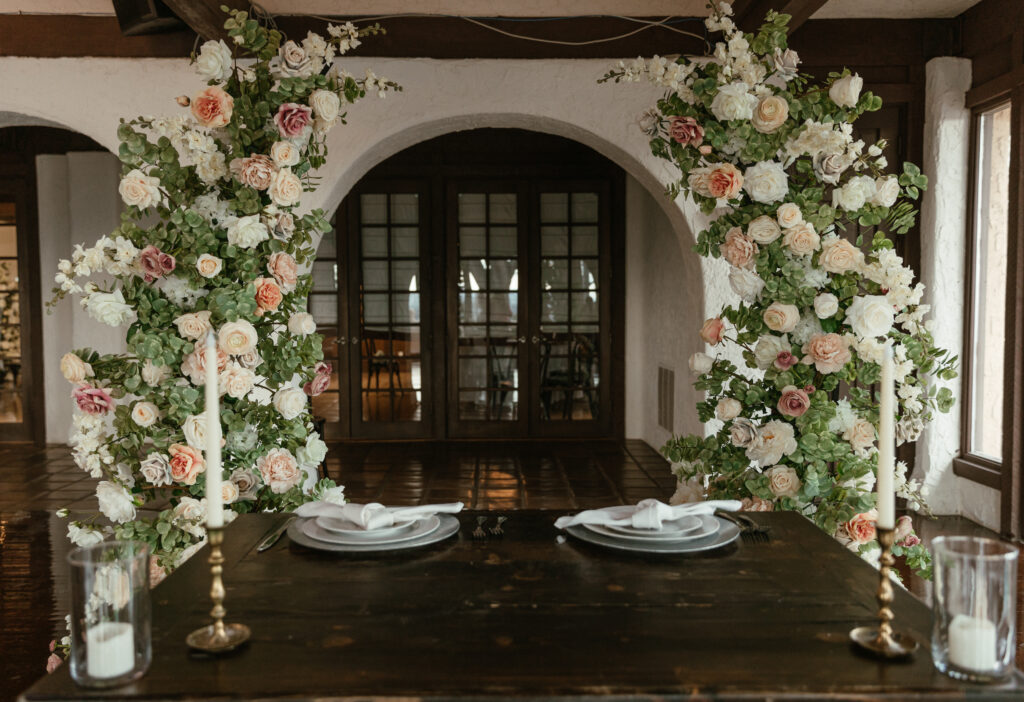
339, 337, 347, 345
531, 336, 540, 344
517, 336, 526, 344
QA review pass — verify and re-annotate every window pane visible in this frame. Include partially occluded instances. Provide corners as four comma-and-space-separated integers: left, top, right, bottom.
969, 103, 1011, 461
0, 202, 22, 424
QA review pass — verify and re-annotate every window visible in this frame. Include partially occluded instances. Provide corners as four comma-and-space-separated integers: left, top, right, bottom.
957, 101, 1012, 482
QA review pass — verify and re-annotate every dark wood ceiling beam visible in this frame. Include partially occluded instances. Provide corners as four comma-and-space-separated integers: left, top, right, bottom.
0, 15, 195, 57
162, 0, 250, 43
733, 0, 830, 34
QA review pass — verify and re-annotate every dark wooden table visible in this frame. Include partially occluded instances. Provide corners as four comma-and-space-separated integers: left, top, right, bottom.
21, 511, 1024, 701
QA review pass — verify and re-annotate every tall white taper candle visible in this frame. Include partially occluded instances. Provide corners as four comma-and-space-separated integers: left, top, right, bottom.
876, 344, 895, 529
204, 331, 223, 528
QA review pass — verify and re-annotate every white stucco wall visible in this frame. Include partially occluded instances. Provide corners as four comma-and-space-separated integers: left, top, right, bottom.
918, 56, 1000, 530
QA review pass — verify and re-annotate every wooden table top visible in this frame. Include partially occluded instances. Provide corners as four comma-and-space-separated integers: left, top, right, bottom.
22, 511, 1024, 701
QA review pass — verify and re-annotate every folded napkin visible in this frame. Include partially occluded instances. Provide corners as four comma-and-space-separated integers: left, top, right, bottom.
554, 498, 742, 531
295, 501, 464, 530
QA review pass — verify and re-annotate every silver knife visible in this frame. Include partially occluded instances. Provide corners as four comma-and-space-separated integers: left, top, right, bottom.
257, 516, 295, 552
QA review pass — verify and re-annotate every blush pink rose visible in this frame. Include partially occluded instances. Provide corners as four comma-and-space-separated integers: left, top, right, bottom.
253, 277, 283, 316
777, 385, 810, 418
168, 443, 205, 486
802, 332, 852, 374
719, 227, 758, 269
138, 245, 175, 282
230, 154, 276, 191
190, 86, 233, 128
46, 653, 63, 674
267, 252, 298, 292
256, 448, 302, 494
72, 384, 114, 415
700, 317, 725, 345
740, 496, 775, 512
668, 116, 704, 146
774, 351, 799, 371
845, 510, 877, 544
708, 163, 743, 199
303, 361, 332, 396
274, 102, 313, 139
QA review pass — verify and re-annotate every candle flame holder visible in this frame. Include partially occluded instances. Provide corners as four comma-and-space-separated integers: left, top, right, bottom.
849, 527, 919, 658
186, 526, 251, 653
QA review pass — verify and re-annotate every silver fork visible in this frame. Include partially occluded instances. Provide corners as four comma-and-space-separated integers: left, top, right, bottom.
716, 510, 771, 544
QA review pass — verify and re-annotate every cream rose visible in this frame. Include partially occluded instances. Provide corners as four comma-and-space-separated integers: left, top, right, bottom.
751, 95, 789, 133
742, 161, 789, 204
813, 293, 839, 319
309, 89, 341, 122
270, 141, 300, 168
766, 465, 801, 498
763, 302, 800, 333
288, 312, 316, 336
844, 417, 876, 454
131, 401, 160, 428
60, 353, 93, 383
689, 352, 714, 374
182, 412, 209, 450
710, 81, 758, 121
257, 448, 302, 494
227, 214, 270, 249
196, 39, 233, 81
268, 168, 303, 208
716, 398, 742, 421
196, 253, 223, 278
173, 310, 213, 341
118, 169, 161, 209
746, 421, 798, 466
273, 386, 307, 420
782, 222, 819, 256
221, 481, 240, 505
141, 359, 170, 386
845, 295, 895, 338
819, 235, 863, 274
829, 73, 863, 108
870, 175, 900, 207
219, 363, 256, 399
218, 320, 258, 356
747, 215, 781, 244
775, 202, 803, 229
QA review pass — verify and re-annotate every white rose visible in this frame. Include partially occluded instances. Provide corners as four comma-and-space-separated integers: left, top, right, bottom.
118, 169, 161, 209
829, 73, 863, 108
813, 293, 839, 319
173, 496, 205, 523
296, 433, 329, 467
288, 312, 317, 336
173, 310, 213, 341
140, 452, 172, 486
688, 352, 714, 374
270, 141, 300, 168
68, 523, 105, 548
753, 334, 789, 369
183, 412, 209, 450
219, 363, 256, 399
743, 161, 789, 204
309, 89, 341, 122
196, 253, 223, 278
131, 401, 160, 427
196, 39, 233, 81
95, 481, 136, 524
141, 359, 171, 386
845, 295, 895, 338
746, 421, 798, 466
747, 215, 781, 244
766, 465, 802, 498
318, 485, 346, 505
227, 214, 270, 249
728, 266, 765, 302
870, 175, 900, 207
268, 168, 302, 208
763, 302, 800, 333
831, 175, 876, 212
670, 477, 706, 505
86, 289, 135, 327
218, 320, 258, 356
710, 82, 758, 121
273, 386, 307, 420
716, 398, 742, 421
776, 203, 803, 229
60, 353, 93, 383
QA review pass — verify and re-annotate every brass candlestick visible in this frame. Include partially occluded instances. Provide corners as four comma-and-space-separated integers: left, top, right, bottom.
849, 527, 919, 658
186, 526, 251, 653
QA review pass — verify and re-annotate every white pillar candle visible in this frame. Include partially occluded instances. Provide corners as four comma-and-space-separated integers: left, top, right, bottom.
204, 331, 223, 528
86, 621, 134, 679
948, 614, 999, 671
876, 345, 895, 529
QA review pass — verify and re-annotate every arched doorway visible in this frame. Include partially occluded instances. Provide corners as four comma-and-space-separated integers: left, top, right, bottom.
311, 129, 626, 440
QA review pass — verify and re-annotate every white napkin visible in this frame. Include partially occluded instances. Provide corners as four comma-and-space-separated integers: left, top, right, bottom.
554, 498, 742, 530
295, 501, 464, 530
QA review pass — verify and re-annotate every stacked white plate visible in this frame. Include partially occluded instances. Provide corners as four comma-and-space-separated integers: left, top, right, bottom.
287, 513, 461, 553
565, 506, 741, 554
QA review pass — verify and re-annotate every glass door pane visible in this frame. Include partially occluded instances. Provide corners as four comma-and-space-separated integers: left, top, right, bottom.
454, 191, 523, 428
0, 202, 24, 426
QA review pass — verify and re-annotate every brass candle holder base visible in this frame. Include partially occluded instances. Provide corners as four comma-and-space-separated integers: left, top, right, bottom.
849, 527, 919, 659
186, 526, 251, 654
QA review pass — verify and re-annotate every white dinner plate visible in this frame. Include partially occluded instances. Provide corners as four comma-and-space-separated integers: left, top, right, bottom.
315, 515, 418, 539
585, 514, 721, 542
568, 516, 739, 554
287, 514, 460, 553
303, 515, 441, 546
604, 514, 704, 538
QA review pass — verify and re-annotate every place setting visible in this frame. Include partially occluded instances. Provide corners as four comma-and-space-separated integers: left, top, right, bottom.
554, 498, 746, 554
285, 501, 465, 554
